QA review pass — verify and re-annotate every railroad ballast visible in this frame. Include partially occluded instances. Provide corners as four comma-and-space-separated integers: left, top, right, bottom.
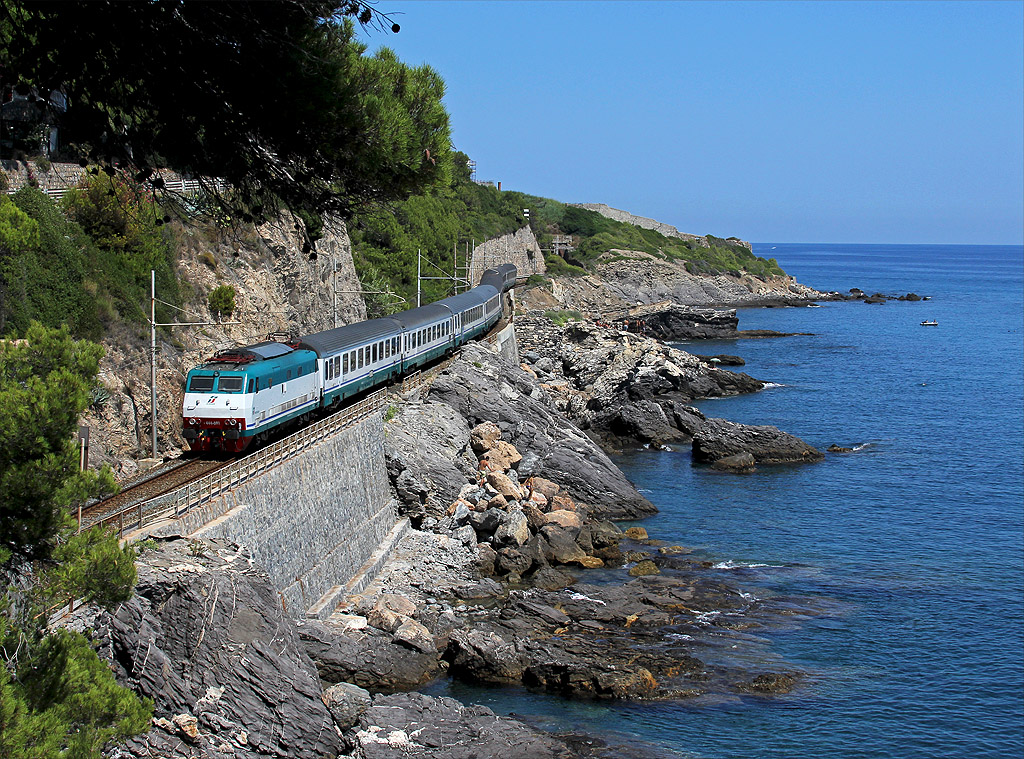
181, 264, 517, 453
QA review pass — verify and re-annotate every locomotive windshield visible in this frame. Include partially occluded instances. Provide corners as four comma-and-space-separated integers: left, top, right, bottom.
217, 376, 245, 392
188, 375, 215, 392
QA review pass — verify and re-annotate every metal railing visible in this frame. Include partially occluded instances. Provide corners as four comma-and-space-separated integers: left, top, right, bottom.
91, 389, 386, 538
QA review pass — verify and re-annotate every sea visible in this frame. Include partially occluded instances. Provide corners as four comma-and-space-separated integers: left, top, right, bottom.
425, 243, 1024, 758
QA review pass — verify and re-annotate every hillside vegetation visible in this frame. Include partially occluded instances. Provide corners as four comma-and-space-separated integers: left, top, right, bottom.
0, 178, 180, 341
348, 153, 785, 312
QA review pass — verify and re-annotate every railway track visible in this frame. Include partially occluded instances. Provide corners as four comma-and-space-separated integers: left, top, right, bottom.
79, 457, 233, 531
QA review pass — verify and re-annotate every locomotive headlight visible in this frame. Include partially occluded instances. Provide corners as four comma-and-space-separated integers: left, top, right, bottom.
189, 418, 197, 426
228, 418, 237, 426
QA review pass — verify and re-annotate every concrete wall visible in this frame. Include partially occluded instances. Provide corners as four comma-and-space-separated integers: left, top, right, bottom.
166, 414, 396, 616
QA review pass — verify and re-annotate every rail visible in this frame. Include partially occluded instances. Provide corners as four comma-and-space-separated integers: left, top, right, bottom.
89, 389, 386, 538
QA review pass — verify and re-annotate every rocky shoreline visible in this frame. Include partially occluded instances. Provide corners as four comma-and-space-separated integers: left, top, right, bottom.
84, 319, 836, 758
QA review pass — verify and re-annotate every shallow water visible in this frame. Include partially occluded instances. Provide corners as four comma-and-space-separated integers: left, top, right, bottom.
427, 243, 1024, 758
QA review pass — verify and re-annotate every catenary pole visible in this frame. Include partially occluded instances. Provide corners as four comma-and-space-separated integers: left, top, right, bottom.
151, 270, 157, 458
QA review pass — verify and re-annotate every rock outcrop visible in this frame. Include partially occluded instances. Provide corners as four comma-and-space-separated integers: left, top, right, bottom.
693, 418, 824, 465
94, 539, 342, 759
353, 692, 583, 759
516, 315, 763, 448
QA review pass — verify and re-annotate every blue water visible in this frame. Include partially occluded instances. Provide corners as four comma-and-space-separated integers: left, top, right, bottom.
429, 244, 1024, 758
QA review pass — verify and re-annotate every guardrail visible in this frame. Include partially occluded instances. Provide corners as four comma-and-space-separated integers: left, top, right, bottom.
90, 389, 386, 538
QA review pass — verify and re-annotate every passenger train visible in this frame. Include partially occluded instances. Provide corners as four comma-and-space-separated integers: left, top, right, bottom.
182, 264, 517, 453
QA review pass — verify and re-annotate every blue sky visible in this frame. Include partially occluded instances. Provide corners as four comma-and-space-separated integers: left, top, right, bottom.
358, 1, 1023, 245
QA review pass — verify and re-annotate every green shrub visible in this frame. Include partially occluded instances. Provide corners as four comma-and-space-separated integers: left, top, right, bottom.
543, 254, 587, 277
543, 309, 583, 326
208, 284, 236, 317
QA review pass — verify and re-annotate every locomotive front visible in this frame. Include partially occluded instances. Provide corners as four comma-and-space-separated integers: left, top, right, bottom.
182, 341, 318, 453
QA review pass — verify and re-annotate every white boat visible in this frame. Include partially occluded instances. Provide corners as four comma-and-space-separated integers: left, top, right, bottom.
920, 320, 938, 326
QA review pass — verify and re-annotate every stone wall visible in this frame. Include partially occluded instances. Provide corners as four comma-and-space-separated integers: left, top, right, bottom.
160, 415, 397, 617
469, 226, 545, 285
1, 159, 87, 194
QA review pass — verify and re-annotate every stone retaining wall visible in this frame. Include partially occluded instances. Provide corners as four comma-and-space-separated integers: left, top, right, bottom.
157, 414, 397, 617
469, 226, 545, 285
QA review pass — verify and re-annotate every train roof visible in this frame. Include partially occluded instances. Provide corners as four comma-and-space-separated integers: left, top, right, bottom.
298, 317, 403, 356
391, 303, 452, 330
435, 288, 495, 314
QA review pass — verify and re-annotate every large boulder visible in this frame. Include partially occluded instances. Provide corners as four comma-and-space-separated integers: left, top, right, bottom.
298, 619, 441, 691
693, 418, 824, 465
354, 692, 583, 759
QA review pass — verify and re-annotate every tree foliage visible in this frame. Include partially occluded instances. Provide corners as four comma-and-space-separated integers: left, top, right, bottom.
0, 1, 452, 234
208, 285, 236, 318
0, 322, 150, 757
0, 322, 115, 561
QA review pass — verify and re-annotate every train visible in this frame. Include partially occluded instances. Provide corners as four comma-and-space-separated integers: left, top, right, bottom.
181, 264, 518, 453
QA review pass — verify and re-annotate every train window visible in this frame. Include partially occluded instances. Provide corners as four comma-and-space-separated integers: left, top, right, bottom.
383, 340, 389, 359
287, 370, 292, 380
380, 340, 385, 358
189, 375, 215, 392
356, 348, 363, 369
247, 379, 255, 393
218, 376, 244, 392
372, 343, 377, 363
343, 354, 348, 374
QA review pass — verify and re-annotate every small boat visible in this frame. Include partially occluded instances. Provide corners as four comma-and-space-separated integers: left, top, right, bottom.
920, 320, 938, 326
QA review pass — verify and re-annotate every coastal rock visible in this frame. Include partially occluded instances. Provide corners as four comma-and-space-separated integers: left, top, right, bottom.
93, 539, 340, 759
694, 354, 746, 366
692, 418, 824, 465
710, 452, 757, 472
426, 343, 656, 519
354, 692, 582, 759
469, 421, 503, 452
493, 509, 531, 548
298, 619, 441, 691
323, 682, 372, 730
827, 444, 854, 453
445, 629, 526, 684
634, 303, 740, 340
385, 401, 476, 522
540, 246, 826, 313
628, 560, 660, 577
738, 672, 801, 694
516, 315, 764, 449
